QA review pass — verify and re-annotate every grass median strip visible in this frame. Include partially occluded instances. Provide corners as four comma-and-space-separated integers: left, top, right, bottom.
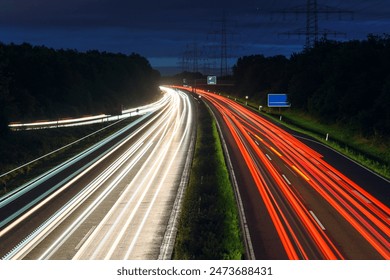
173, 101, 244, 260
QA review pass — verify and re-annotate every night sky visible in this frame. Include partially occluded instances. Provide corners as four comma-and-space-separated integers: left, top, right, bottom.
1, 0, 390, 74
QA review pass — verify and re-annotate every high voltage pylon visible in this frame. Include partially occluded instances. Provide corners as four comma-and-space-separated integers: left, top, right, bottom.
180, 42, 200, 73
220, 12, 228, 77
207, 12, 238, 77
178, 12, 240, 76
276, 0, 353, 49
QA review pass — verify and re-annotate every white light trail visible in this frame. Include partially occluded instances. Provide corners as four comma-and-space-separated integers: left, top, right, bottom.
1, 87, 196, 261
72, 88, 193, 260
8, 92, 170, 130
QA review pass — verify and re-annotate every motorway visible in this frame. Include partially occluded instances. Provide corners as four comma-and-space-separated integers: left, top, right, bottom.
8, 100, 160, 130
188, 87, 389, 260
0, 87, 196, 260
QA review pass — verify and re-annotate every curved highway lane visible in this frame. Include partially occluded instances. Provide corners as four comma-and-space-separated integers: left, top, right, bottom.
0, 87, 196, 260
186, 87, 389, 260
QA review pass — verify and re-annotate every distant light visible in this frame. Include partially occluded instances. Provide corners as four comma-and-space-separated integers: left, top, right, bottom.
207, 76, 217, 85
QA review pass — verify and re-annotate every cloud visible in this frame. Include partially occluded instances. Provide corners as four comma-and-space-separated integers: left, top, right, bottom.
0, 0, 390, 72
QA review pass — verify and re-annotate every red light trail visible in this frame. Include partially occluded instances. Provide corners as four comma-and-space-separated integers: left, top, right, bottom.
175, 86, 390, 260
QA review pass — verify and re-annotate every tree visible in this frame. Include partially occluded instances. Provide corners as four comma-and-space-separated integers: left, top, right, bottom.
233, 35, 390, 138
0, 43, 161, 123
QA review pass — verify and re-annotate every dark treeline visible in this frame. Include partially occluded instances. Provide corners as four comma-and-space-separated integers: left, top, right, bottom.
233, 35, 390, 138
0, 42, 160, 133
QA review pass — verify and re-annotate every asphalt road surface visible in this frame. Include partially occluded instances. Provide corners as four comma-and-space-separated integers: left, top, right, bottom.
0, 88, 196, 260
189, 87, 389, 260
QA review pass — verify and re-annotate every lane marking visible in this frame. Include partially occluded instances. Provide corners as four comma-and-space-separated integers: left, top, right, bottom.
293, 134, 390, 183
291, 165, 310, 181
265, 154, 272, 161
255, 140, 260, 145
309, 211, 326, 230
254, 134, 264, 142
74, 93, 190, 260
282, 174, 291, 185
119, 185, 129, 197
352, 190, 372, 204
327, 171, 341, 181
270, 147, 283, 157
0, 108, 165, 230
284, 164, 298, 177
75, 226, 96, 250
35, 141, 151, 260
311, 158, 320, 165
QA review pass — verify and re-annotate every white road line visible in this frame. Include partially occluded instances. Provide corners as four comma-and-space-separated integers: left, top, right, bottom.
327, 171, 341, 181
34, 141, 151, 260
284, 164, 298, 177
118, 187, 127, 197
352, 190, 372, 204
255, 140, 260, 145
0, 125, 150, 238
293, 134, 390, 184
311, 158, 320, 165
282, 174, 291, 185
75, 226, 96, 250
124, 94, 191, 259
265, 154, 272, 161
0, 107, 165, 227
4, 89, 194, 261
79, 124, 170, 259
309, 210, 326, 230
3, 95, 170, 259
73, 92, 184, 260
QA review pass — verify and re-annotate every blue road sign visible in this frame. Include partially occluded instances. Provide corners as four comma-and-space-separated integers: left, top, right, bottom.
267, 94, 291, 107
207, 76, 217, 85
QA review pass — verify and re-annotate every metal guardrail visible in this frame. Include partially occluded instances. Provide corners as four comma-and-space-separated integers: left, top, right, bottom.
1, 93, 170, 181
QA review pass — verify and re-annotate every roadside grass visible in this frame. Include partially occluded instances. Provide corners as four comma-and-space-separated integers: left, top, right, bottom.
269, 110, 390, 179
173, 101, 244, 260
216, 93, 390, 180
0, 117, 139, 196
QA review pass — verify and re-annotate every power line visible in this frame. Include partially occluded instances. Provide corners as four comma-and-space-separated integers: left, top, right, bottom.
206, 11, 239, 77
179, 41, 200, 73
275, 0, 353, 49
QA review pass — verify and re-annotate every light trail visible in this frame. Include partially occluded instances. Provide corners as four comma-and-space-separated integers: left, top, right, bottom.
184, 87, 389, 260
0, 93, 170, 183
224, 103, 342, 259
1, 87, 196, 260
0, 96, 171, 233
8, 93, 169, 130
72, 88, 194, 260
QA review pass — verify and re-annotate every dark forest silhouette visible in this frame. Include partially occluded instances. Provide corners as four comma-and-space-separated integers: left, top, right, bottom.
0, 43, 161, 135
233, 35, 390, 138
